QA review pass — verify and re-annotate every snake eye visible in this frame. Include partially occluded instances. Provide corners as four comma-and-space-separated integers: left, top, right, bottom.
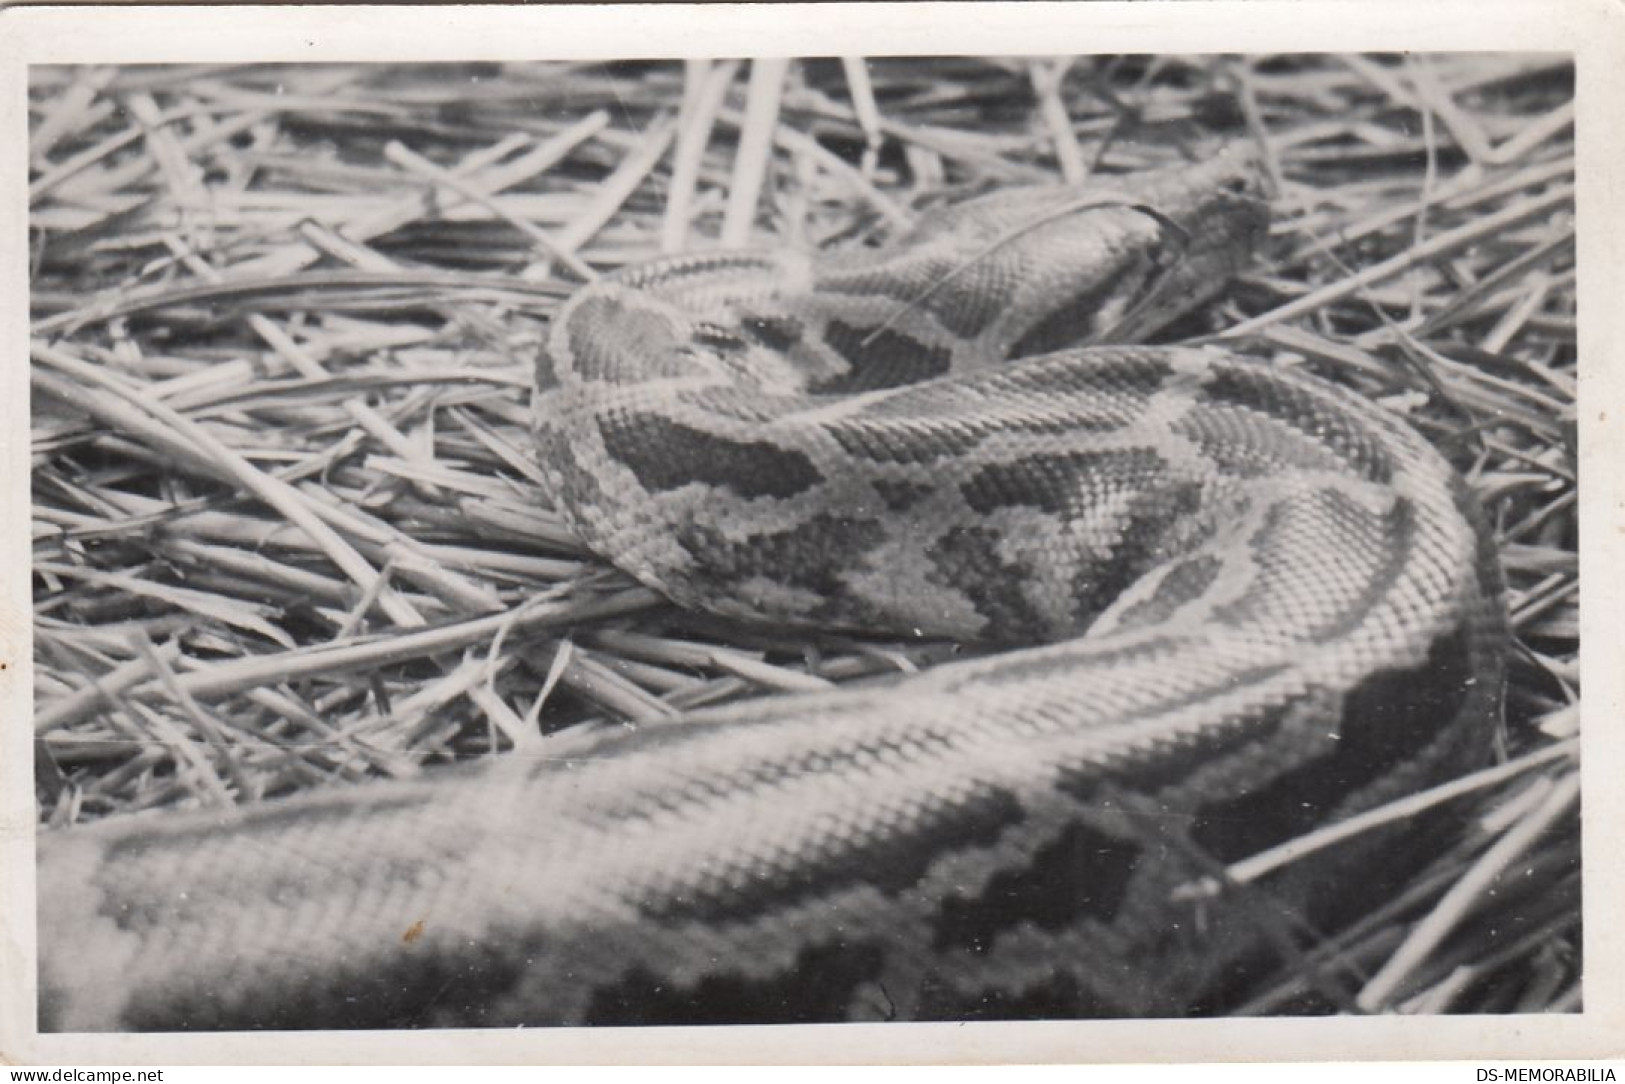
742, 315, 803, 352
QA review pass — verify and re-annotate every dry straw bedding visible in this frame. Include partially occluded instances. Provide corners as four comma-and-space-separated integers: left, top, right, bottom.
29, 55, 1578, 1016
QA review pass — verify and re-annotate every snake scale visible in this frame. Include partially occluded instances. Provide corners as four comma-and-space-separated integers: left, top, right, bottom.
36, 147, 1506, 1030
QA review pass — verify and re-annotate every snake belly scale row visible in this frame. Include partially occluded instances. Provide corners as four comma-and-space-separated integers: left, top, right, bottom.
36, 149, 1506, 1030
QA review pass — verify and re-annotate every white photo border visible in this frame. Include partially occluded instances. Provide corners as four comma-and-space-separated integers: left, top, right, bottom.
1, 0, 1619, 1065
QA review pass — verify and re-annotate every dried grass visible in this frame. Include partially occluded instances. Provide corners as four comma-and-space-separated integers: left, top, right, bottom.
29, 54, 1578, 1017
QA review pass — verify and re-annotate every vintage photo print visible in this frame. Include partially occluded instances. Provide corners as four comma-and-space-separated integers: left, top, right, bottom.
2, 0, 1619, 1067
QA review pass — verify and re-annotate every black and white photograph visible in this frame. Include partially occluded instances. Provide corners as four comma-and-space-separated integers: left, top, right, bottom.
3, 1, 1618, 1068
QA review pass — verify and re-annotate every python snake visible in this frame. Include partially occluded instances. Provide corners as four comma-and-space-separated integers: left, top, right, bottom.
37, 148, 1506, 1030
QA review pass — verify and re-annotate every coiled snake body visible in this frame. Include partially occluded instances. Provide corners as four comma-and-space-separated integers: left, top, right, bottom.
37, 150, 1506, 1030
